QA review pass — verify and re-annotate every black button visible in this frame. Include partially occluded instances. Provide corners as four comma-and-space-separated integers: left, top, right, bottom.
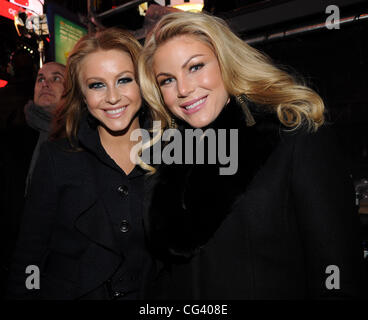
120, 219, 130, 233
117, 185, 128, 196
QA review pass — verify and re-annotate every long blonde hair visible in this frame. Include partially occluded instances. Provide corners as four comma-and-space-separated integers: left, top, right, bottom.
139, 11, 325, 131
51, 28, 143, 143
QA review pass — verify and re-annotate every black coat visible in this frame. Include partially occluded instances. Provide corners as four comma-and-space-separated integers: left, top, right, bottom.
145, 98, 367, 299
7, 113, 152, 300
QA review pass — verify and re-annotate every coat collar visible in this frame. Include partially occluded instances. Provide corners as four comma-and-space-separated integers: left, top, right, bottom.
71, 111, 119, 255
71, 106, 147, 257
70, 170, 122, 256
77, 103, 151, 173
146, 96, 283, 260
72, 104, 151, 257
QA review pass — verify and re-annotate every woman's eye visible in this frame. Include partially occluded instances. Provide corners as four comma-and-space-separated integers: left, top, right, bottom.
53, 76, 62, 82
37, 77, 45, 83
189, 63, 204, 72
159, 77, 174, 86
88, 82, 105, 89
118, 77, 133, 84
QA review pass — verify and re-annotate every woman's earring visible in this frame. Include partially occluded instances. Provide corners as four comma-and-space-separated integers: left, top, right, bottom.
235, 94, 256, 127
170, 117, 176, 129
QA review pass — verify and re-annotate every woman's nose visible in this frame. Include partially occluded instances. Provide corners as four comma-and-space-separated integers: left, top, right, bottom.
105, 87, 121, 104
177, 77, 194, 98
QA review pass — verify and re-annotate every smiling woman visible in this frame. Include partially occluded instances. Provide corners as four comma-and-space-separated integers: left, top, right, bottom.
80, 49, 142, 135
7, 28, 155, 300
153, 35, 229, 128
138, 11, 367, 299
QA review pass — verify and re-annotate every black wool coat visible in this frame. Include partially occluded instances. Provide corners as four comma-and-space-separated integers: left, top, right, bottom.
6, 112, 152, 300
144, 98, 367, 299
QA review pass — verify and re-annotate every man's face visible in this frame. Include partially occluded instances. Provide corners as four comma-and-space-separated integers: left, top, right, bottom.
34, 62, 65, 110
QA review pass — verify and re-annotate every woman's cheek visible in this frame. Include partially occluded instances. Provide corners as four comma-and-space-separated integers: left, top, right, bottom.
199, 72, 215, 88
162, 90, 176, 111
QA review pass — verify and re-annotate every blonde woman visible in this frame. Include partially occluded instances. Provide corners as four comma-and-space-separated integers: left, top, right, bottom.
139, 11, 367, 299
7, 28, 153, 299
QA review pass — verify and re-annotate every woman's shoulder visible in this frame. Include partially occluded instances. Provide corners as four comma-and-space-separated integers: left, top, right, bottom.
35, 138, 96, 186
247, 119, 342, 168
279, 124, 348, 175
39, 137, 88, 164
280, 123, 339, 149
247, 97, 336, 148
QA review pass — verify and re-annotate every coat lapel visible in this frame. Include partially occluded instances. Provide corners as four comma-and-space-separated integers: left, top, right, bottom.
73, 172, 121, 256
71, 166, 122, 297
72, 112, 121, 256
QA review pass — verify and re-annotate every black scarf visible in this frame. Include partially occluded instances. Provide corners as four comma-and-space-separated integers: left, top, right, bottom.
145, 97, 283, 261
24, 100, 53, 195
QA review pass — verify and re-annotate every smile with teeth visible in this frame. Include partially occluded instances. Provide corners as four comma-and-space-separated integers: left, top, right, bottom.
183, 97, 206, 110
105, 106, 127, 114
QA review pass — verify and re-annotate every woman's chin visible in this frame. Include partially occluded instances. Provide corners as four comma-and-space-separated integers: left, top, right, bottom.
99, 119, 132, 136
184, 116, 213, 129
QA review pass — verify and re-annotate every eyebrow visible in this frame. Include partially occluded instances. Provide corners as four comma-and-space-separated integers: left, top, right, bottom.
155, 54, 205, 79
37, 71, 64, 78
85, 70, 134, 82
52, 71, 64, 78
182, 54, 204, 68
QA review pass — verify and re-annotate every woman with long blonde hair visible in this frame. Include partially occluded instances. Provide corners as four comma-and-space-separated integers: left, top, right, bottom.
7, 28, 154, 299
139, 11, 366, 299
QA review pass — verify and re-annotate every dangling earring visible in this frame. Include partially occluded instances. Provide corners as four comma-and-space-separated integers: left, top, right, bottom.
235, 94, 256, 127
170, 117, 177, 129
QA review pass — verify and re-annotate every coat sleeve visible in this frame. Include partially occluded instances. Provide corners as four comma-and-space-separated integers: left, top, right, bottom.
291, 126, 367, 298
6, 142, 58, 299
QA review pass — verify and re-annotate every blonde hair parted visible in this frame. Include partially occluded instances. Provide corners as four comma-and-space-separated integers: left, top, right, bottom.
51, 28, 143, 143
139, 11, 325, 131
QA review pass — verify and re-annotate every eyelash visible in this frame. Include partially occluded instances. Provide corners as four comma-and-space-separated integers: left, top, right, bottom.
88, 82, 104, 89
159, 63, 204, 87
159, 78, 174, 86
189, 63, 204, 72
88, 77, 133, 89
118, 77, 133, 84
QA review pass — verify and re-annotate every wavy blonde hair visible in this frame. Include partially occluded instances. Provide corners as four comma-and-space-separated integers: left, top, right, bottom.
139, 11, 325, 132
51, 28, 143, 143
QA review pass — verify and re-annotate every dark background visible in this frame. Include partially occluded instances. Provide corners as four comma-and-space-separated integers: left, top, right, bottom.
0, 0, 367, 178
0, 0, 367, 298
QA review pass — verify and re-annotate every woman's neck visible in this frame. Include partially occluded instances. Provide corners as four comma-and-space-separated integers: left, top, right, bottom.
98, 117, 141, 175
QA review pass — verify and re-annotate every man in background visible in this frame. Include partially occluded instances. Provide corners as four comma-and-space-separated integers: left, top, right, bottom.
24, 62, 66, 192
0, 61, 65, 297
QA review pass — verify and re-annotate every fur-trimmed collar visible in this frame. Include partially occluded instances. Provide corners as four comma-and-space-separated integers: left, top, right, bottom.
145, 97, 283, 260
